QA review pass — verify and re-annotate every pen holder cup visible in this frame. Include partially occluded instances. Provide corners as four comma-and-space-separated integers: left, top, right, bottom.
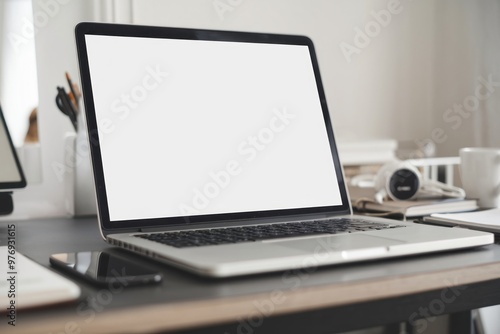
63, 128, 97, 217
16, 143, 43, 184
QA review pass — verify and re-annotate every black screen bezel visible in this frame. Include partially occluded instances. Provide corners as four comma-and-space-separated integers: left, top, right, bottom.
75, 22, 350, 234
0, 104, 27, 190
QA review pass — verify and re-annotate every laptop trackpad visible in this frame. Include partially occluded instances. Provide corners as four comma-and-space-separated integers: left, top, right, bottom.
272, 234, 405, 259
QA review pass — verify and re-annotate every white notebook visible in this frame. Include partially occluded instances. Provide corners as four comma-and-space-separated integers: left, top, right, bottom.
0, 246, 81, 311
424, 209, 500, 234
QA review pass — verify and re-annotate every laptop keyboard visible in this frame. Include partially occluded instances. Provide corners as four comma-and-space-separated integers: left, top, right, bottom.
134, 218, 405, 248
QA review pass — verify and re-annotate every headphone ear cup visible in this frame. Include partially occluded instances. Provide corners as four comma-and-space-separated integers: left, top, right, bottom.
374, 161, 422, 202
386, 167, 421, 200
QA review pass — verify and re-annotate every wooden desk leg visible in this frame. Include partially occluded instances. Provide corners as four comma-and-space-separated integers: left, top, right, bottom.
449, 310, 474, 334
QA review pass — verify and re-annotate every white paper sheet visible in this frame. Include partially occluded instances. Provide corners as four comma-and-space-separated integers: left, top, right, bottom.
431, 208, 500, 226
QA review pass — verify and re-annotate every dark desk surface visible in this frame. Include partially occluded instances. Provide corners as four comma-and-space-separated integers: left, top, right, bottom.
1, 217, 500, 334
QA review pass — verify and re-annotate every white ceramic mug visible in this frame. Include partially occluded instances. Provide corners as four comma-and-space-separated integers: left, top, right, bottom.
459, 147, 500, 208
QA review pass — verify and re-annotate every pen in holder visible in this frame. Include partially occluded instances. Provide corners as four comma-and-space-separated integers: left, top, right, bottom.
56, 87, 78, 130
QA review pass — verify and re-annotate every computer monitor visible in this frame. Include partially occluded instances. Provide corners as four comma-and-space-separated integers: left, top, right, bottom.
0, 103, 26, 214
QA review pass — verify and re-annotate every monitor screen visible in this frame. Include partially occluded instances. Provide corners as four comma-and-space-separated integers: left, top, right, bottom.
77, 25, 350, 227
0, 104, 26, 189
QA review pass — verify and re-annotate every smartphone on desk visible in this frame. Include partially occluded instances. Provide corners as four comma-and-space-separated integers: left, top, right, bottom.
50, 250, 163, 287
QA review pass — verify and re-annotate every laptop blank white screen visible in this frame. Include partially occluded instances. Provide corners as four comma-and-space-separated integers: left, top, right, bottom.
85, 35, 342, 222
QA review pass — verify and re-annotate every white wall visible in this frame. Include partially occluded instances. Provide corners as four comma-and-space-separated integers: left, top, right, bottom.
131, 0, 500, 155
430, 0, 500, 156
0, 1, 4, 95
0, 0, 39, 146
130, 0, 435, 144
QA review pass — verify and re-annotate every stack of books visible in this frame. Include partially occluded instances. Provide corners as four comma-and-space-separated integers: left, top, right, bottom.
349, 186, 478, 218
338, 139, 398, 166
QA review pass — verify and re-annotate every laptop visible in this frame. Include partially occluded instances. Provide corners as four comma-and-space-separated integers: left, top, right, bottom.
75, 22, 493, 277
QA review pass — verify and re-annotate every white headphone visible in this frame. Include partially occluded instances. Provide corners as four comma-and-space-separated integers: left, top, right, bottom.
373, 160, 465, 204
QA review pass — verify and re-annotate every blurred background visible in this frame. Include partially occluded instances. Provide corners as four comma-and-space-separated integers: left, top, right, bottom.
0, 1, 499, 333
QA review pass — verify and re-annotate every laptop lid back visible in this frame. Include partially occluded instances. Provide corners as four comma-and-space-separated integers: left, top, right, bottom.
75, 23, 350, 235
